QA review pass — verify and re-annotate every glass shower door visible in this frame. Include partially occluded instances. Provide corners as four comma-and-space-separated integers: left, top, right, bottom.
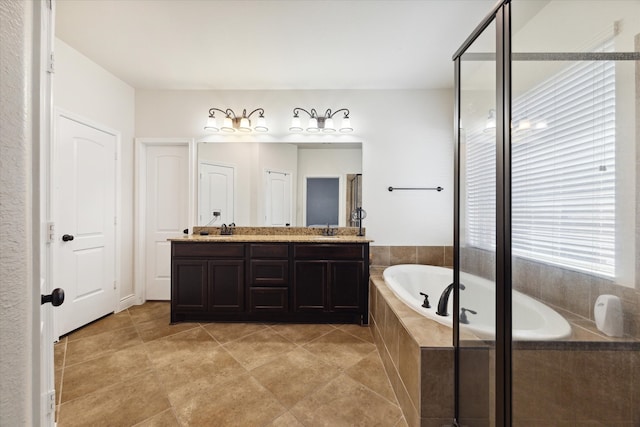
456, 16, 498, 427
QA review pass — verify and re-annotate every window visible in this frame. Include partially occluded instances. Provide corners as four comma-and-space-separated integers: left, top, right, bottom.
465, 41, 616, 277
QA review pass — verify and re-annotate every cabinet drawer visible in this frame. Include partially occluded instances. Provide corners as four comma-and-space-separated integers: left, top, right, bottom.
249, 287, 288, 312
172, 243, 245, 258
250, 244, 289, 258
250, 260, 289, 285
294, 244, 364, 260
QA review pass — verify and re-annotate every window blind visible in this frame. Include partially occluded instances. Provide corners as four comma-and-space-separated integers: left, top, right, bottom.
465, 42, 616, 276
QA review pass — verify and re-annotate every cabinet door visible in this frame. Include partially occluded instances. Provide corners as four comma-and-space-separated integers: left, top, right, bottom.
294, 261, 327, 311
329, 261, 364, 311
172, 259, 208, 311
208, 260, 245, 312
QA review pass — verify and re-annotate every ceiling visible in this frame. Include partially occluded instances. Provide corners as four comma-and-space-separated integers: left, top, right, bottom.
55, 0, 497, 91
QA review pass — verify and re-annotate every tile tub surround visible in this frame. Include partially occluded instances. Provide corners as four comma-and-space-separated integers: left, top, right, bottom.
370, 246, 454, 267
369, 268, 455, 427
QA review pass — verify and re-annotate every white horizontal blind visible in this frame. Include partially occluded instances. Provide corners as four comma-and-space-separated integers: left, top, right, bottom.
465, 41, 616, 276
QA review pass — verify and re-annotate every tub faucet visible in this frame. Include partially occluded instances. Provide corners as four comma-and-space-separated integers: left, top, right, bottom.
436, 282, 465, 317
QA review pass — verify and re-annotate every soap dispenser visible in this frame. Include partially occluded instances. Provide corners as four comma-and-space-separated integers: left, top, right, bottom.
594, 294, 623, 337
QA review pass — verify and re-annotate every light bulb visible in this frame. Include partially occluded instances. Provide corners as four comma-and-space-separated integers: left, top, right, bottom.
339, 117, 353, 133
221, 116, 234, 132
204, 116, 219, 132
239, 117, 251, 132
323, 117, 336, 133
254, 115, 268, 132
289, 116, 303, 132
307, 117, 319, 132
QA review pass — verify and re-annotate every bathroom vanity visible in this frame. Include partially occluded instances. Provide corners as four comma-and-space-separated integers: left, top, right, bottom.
169, 230, 370, 325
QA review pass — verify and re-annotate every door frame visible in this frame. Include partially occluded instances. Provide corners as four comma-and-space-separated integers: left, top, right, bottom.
52, 108, 122, 336
134, 138, 196, 303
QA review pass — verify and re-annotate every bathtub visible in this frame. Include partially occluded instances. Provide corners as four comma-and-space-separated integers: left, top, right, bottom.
383, 264, 572, 341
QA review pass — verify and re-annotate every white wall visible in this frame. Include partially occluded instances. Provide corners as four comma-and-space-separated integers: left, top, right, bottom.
136, 89, 455, 245
0, 1, 39, 423
297, 147, 362, 226
54, 39, 136, 305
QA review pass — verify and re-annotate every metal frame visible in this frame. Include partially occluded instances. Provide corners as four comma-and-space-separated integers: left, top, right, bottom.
452, 0, 512, 426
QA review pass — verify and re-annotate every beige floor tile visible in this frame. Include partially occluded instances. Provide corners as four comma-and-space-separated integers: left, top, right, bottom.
291, 373, 403, 427
155, 346, 246, 397
202, 322, 269, 343
250, 347, 341, 408
67, 311, 134, 342
133, 409, 180, 426
54, 338, 66, 370
172, 373, 286, 427
268, 323, 336, 344
128, 301, 171, 324
144, 327, 219, 365
135, 316, 199, 342
265, 411, 305, 427
54, 302, 403, 426
61, 344, 152, 403
346, 351, 397, 404
303, 328, 377, 370
58, 373, 170, 427
337, 323, 375, 343
223, 328, 298, 370
64, 326, 143, 367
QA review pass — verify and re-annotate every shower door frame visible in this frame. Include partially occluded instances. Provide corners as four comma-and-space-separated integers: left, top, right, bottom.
453, 1, 512, 425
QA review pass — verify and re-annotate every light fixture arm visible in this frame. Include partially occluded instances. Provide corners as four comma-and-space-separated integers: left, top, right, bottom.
245, 108, 265, 119
327, 108, 350, 119
292, 107, 316, 118
208, 107, 233, 118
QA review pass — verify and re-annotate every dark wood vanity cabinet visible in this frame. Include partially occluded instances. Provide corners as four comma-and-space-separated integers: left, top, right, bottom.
171, 243, 245, 322
171, 241, 368, 324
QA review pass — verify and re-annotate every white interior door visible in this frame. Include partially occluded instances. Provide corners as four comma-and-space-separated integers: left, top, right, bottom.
265, 170, 292, 226
198, 162, 234, 225
54, 115, 116, 336
145, 145, 189, 300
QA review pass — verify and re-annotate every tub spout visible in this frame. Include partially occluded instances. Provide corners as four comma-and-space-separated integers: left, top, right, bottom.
436, 282, 465, 317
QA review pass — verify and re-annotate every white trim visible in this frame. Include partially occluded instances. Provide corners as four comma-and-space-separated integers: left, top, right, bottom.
39, 0, 55, 425
134, 138, 195, 304
51, 108, 122, 338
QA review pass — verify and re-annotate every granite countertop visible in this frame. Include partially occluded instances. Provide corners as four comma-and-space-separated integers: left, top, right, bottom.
168, 234, 373, 243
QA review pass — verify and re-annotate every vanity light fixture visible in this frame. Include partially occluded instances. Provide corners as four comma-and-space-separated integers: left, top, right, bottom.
289, 108, 353, 133
204, 108, 268, 133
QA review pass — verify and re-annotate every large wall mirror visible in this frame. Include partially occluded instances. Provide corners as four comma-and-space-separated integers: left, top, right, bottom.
196, 142, 362, 227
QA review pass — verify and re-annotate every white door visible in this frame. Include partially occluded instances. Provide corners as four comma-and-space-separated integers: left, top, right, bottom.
54, 115, 116, 336
145, 145, 189, 300
265, 170, 292, 226
198, 162, 234, 225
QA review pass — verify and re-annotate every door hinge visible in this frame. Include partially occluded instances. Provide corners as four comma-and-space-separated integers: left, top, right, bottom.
47, 53, 55, 74
42, 389, 55, 415
114, 216, 118, 226
47, 0, 53, 10
113, 280, 117, 290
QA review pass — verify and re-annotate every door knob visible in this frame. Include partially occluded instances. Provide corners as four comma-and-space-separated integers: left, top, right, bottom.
62, 234, 74, 242
41, 288, 65, 306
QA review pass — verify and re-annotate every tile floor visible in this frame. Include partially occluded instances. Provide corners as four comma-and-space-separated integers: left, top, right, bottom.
55, 302, 407, 426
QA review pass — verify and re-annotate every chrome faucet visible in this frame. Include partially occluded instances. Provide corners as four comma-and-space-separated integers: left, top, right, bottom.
436, 282, 465, 317
220, 223, 235, 235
